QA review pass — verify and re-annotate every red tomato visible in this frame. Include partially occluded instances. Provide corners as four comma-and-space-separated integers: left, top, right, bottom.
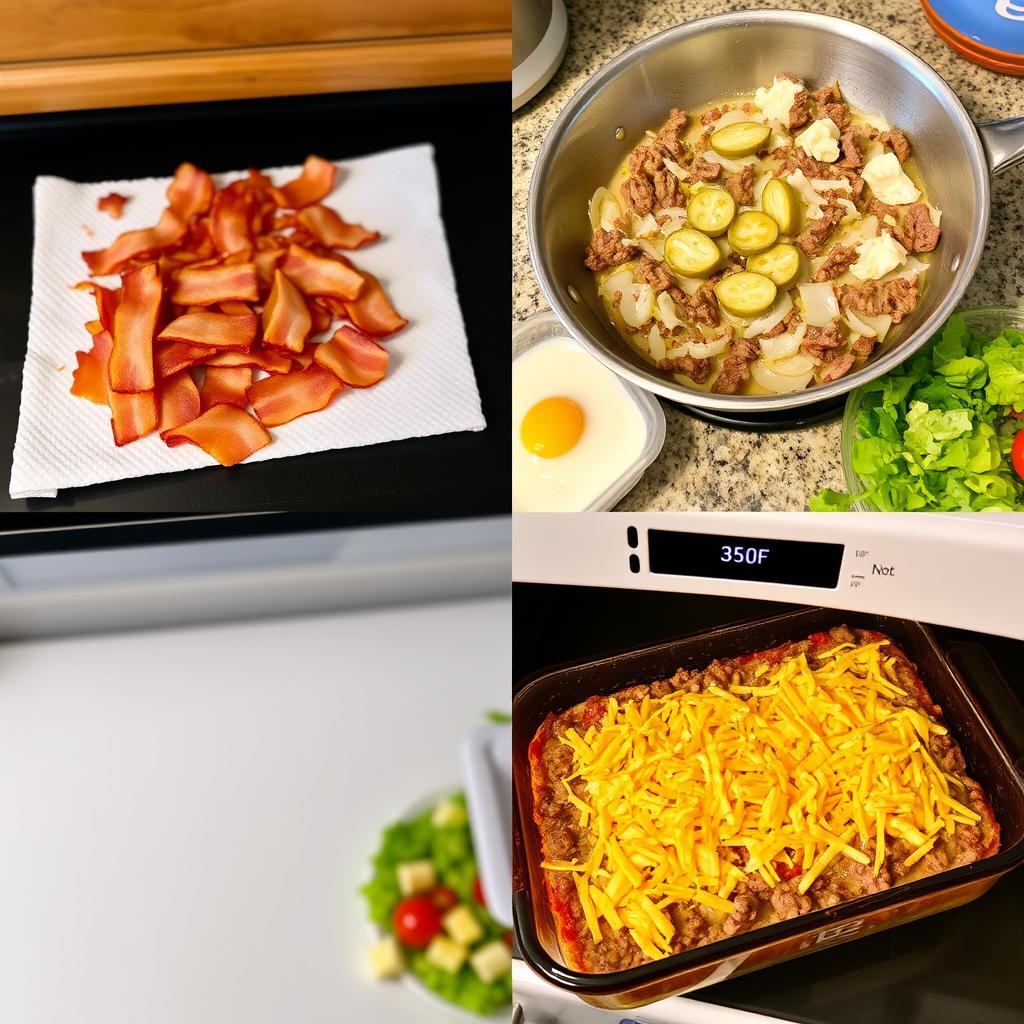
776, 862, 803, 881
1012, 429, 1024, 480
473, 875, 486, 906
430, 886, 459, 912
503, 932, 514, 949
392, 897, 442, 949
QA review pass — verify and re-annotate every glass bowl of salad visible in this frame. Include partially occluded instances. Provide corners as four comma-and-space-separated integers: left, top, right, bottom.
825, 307, 1024, 512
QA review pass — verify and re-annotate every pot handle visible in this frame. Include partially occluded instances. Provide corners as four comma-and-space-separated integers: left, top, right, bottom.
977, 116, 1024, 176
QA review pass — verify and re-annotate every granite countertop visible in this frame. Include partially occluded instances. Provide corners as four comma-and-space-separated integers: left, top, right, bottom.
512, 0, 1024, 510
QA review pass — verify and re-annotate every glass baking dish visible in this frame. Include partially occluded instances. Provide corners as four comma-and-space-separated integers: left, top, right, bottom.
511, 607, 1024, 1010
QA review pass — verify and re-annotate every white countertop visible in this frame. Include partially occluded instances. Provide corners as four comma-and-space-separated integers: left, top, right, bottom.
0, 595, 510, 1024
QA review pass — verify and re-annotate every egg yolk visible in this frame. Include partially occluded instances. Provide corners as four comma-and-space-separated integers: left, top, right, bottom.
520, 397, 585, 458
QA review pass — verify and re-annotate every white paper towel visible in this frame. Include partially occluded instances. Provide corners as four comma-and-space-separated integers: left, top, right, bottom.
10, 144, 485, 499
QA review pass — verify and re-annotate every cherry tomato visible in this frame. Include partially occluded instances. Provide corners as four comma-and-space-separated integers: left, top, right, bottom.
503, 932, 514, 949
776, 862, 803, 881
473, 875, 486, 906
392, 896, 442, 949
430, 886, 459, 912
1012, 429, 1024, 481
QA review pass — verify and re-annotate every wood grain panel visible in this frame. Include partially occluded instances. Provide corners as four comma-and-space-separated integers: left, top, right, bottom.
0, 34, 511, 116
0, 0, 511, 62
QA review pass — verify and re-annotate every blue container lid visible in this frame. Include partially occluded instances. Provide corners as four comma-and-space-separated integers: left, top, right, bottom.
925, 0, 1024, 59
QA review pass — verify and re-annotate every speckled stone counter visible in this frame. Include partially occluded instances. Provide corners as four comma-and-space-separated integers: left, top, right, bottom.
512, 0, 1024, 510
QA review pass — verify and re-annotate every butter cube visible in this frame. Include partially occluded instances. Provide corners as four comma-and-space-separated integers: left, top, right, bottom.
443, 904, 484, 946
396, 859, 436, 896
366, 935, 405, 979
431, 799, 467, 828
469, 941, 512, 985
425, 935, 468, 974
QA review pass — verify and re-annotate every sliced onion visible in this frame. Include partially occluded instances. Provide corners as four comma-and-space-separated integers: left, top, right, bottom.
771, 352, 818, 376
686, 335, 730, 359
855, 312, 893, 341
808, 177, 851, 192
750, 358, 814, 393
857, 112, 892, 134
633, 213, 660, 238
743, 292, 793, 339
657, 290, 683, 329
844, 310, 877, 337
752, 172, 773, 205
928, 204, 942, 227
714, 107, 766, 129
589, 186, 621, 233
842, 214, 879, 246
637, 237, 666, 261
620, 283, 656, 328
798, 282, 839, 326
663, 157, 689, 182
599, 269, 634, 301
658, 207, 687, 235
672, 274, 704, 296
881, 256, 928, 283
759, 322, 807, 360
701, 149, 758, 175
647, 323, 667, 361
786, 170, 826, 220
837, 198, 858, 218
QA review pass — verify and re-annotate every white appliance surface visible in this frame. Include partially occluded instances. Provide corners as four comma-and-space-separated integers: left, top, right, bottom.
513, 512, 1024, 640
0, 595, 510, 1024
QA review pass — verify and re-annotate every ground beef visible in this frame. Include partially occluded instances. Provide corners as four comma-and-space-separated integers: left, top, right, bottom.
868, 198, 899, 224
898, 203, 941, 253
797, 196, 844, 256
762, 308, 801, 338
633, 254, 673, 292
701, 105, 728, 126
819, 352, 856, 382
670, 279, 721, 326
653, 107, 688, 159
621, 175, 654, 217
670, 905, 709, 949
725, 165, 756, 206
840, 276, 920, 323
658, 352, 712, 383
879, 128, 911, 163
932, 733, 967, 774
801, 320, 843, 360
722, 890, 761, 937
813, 83, 841, 105
583, 228, 637, 272
838, 129, 865, 169
770, 880, 813, 920
851, 334, 876, 357
689, 155, 722, 182
812, 244, 858, 281
711, 337, 758, 394
653, 167, 683, 211
821, 102, 851, 129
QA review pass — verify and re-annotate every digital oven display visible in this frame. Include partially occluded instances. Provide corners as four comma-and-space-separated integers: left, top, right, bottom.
647, 530, 844, 589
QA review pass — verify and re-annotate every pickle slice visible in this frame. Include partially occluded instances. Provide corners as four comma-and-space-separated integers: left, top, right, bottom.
686, 188, 736, 237
714, 271, 778, 318
664, 228, 723, 277
761, 178, 800, 235
710, 121, 771, 158
747, 243, 802, 289
727, 210, 779, 257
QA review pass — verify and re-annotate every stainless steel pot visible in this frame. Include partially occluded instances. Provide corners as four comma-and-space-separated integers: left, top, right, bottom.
528, 10, 1024, 412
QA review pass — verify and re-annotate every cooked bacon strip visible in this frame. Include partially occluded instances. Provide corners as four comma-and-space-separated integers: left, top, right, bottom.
200, 366, 253, 410
161, 404, 271, 466
72, 281, 120, 331
171, 262, 259, 305
291, 347, 315, 369
308, 300, 333, 335
109, 262, 161, 393
157, 371, 201, 432
84, 319, 104, 335
167, 162, 215, 221
157, 310, 258, 351
83, 207, 187, 276
262, 270, 311, 354
253, 248, 285, 289
156, 341, 215, 378
70, 329, 113, 405
269, 155, 336, 209
296, 205, 379, 249
343, 270, 407, 337
210, 180, 254, 256
110, 390, 158, 446
247, 363, 342, 427
203, 348, 292, 374
281, 244, 363, 301
97, 193, 128, 219
314, 325, 388, 387
218, 300, 253, 316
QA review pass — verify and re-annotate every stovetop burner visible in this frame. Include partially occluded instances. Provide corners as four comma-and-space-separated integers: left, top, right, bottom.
675, 394, 847, 433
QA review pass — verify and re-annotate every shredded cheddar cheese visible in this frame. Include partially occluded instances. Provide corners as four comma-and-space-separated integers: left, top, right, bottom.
541, 640, 980, 960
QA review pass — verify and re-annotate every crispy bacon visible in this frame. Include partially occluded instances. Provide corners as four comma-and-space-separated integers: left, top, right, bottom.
110, 390, 158, 446
200, 366, 253, 410
281, 244, 364, 301
72, 280, 120, 331
70, 329, 113, 405
156, 341, 215, 378
203, 348, 293, 374
314, 325, 388, 387
157, 310, 258, 351
296, 205, 379, 249
97, 193, 128, 219
269, 155, 336, 209
109, 262, 161, 393
308, 300, 333, 335
343, 270, 407, 336
247, 363, 342, 427
210, 180, 254, 256
157, 371, 201, 432
262, 270, 311, 354
161, 404, 271, 466
253, 248, 285, 288
171, 262, 259, 305
167, 162, 215, 221
83, 207, 187, 277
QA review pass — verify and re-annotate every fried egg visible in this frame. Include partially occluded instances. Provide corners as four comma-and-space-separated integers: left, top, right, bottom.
513, 337, 649, 512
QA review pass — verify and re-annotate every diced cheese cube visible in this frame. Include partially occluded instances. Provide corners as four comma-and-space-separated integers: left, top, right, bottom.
431, 799, 467, 828
469, 941, 513, 985
443, 905, 484, 946
754, 76, 803, 125
366, 935, 405, 979
851, 232, 908, 281
396, 860, 436, 897
861, 152, 921, 205
425, 935, 468, 974
795, 118, 840, 163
